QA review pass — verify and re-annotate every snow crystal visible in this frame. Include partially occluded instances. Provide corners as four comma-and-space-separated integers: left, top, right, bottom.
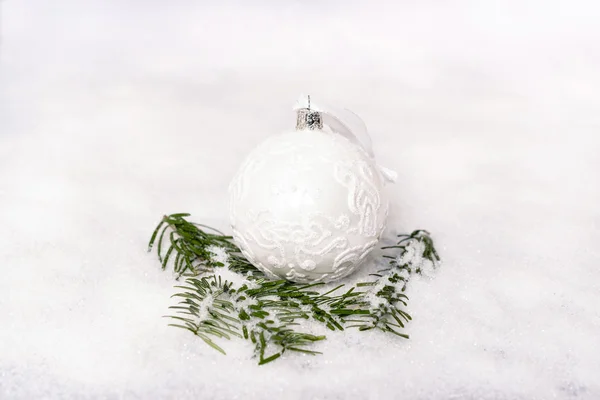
365, 277, 389, 309
1, 0, 599, 399
206, 245, 229, 266
397, 267, 410, 281
398, 239, 424, 267
195, 294, 212, 322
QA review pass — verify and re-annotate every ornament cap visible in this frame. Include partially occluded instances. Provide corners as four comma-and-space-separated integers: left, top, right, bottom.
296, 108, 323, 130
296, 95, 323, 130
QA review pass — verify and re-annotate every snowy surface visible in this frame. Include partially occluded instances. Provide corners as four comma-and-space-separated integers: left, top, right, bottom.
1, 1, 600, 399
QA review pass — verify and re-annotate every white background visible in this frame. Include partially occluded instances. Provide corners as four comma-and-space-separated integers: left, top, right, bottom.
1, 1, 599, 399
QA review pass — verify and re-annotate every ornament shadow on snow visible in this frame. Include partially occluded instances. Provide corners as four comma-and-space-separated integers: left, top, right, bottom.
229, 95, 399, 283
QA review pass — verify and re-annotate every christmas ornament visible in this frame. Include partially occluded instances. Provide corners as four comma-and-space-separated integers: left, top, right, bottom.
229, 96, 397, 283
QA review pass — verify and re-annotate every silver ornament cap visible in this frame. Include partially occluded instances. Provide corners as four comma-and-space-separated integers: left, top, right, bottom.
295, 95, 323, 130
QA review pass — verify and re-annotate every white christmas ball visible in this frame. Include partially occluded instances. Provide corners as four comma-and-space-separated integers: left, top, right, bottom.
229, 129, 389, 283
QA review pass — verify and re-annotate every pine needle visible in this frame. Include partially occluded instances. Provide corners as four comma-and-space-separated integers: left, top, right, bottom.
148, 213, 440, 365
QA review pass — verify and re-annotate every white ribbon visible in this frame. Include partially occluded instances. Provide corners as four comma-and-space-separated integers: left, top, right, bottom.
293, 94, 397, 184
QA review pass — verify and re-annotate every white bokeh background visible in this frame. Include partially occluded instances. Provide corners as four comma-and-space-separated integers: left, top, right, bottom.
1, 1, 599, 399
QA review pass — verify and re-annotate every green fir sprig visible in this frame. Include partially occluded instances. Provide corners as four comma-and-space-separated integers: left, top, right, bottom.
148, 213, 440, 364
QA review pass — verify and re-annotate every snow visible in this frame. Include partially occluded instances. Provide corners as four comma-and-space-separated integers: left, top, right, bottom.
1, 0, 600, 398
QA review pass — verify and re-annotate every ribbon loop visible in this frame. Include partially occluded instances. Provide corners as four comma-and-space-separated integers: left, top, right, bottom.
293, 94, 397, 183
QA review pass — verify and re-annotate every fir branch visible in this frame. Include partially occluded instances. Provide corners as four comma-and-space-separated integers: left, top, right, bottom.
148, 214, 237, 278
166, 275, 328, 364
148, 213, 440, 364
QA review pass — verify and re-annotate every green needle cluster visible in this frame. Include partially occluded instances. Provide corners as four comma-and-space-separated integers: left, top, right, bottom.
148, 213, 440, 364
